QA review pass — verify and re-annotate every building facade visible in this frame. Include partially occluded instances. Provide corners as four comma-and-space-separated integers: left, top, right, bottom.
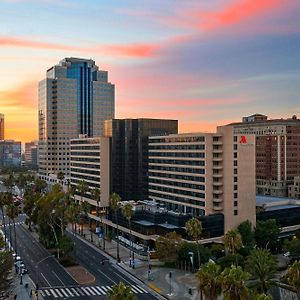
148, 125, 256, 231
70, 136, 110, 208
0, 140, 21, 167
38, 57, 115, 178
0, 114, 4, 140
104, 119, 178, 201
231, 114, 300, 197
24, 141, 38, 167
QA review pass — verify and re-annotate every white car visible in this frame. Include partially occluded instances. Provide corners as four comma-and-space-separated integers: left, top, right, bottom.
283, 251, 290, 257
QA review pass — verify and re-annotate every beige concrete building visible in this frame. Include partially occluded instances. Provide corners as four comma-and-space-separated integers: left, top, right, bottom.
38, 58, 114, 178
148, 124, 256, 231
70, 136, 110, 208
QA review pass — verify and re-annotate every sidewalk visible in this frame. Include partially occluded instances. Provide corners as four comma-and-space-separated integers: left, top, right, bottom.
79, 227, 200, 300
8, 272, 43, 300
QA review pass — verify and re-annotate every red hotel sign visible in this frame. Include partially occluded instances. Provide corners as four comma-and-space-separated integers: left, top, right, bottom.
239, 135, 247, 144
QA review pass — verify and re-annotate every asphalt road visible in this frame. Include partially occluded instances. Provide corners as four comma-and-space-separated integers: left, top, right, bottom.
1, 214, 159, 300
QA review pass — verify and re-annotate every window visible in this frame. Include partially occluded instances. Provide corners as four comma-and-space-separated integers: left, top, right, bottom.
234, 210, 238, 216
234, 192, 238, 198
234, 201, 238, 206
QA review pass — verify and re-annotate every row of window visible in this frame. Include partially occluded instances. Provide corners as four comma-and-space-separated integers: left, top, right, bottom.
149, 192, 205, 207
148, 171, 205, 182
149, 178, 205, 190
149, 159, 205, 166
148, 144, 205, 150
149, 165, 205, 174
149, 184, 205, 198
149, 152, 205, 158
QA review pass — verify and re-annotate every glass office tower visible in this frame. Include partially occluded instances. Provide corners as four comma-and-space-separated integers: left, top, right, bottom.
38, 57, 115, 177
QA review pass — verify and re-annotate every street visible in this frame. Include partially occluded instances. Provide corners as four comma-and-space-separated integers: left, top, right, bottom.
1, 214, 159, 300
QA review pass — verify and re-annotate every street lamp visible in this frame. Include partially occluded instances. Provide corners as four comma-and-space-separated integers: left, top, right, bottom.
188, 252, 194, 272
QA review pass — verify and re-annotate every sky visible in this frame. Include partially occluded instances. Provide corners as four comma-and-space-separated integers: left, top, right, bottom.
0, 0, 300, 143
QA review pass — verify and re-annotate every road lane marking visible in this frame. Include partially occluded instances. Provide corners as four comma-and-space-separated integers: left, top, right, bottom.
52, 270, 65, 286
136, 285, 148, 293
71, 287, 80, 296
40, 272, 52, 287
59, 288, 69, 297
49, 289, 59, 298
85, 286, 96, 295
90, 286, 102, 295
96, 268, 117, 284
65, 288, 74, 296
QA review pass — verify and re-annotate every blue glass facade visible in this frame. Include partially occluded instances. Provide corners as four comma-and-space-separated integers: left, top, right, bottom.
66, 61, 95, 136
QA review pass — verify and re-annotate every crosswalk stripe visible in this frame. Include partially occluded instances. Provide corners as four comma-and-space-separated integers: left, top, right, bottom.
85, 287, 96, 295
81, 287, 92, 296
136, 285, 148, 293
76, 287, 85, 296
49, 289, 59, 298
106, 285, 112, 290
132, 285, 144, 293
71, 287, 80, 296
65, 288, 74, 297
95, 286, 106, 294
40, 290, 45, 297
90, 286, 102, 295
59, 288, 69, 297
54, 289, 64, 298
44, 290, 51, 296
130, 285, 140, 293
100, 286, 108, 292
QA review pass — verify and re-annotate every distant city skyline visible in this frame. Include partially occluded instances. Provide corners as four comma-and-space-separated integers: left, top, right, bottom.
1, 0, 300, 142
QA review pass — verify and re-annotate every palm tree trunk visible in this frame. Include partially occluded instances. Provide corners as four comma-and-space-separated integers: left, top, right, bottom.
0, 206, 7, 248
115, 211, 120, 262
13, 219, 17, 254
8, 217, 12, 251
196, 240, 201, 269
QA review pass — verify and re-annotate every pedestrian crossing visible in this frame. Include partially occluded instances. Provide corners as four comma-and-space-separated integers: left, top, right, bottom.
0, 221, 24, 228
40, 284, 148, 298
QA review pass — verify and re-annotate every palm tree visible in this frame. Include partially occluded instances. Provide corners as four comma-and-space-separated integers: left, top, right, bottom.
90, 188, 101, 245
77, 180, 89, 234
221, 265, 250, 300
245, 248, 277, 294
0, 192, 10, 248
196, 261, 222, 300
107, 282, 136, 300
109, 192, 121, 262
122, 203, 134, 268
284, 260, 300, 297
254, 293, 272, 300
223, 229, 242, 255
6, 203, 18, 254
186, 217, 203, 269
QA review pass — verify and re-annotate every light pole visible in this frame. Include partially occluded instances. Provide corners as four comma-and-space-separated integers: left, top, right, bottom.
167, 271, 172, 296
188, 251, 194, 272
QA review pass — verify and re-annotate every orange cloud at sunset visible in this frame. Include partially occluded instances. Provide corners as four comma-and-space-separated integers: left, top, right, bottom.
196, 0, 285, 31
98, 43, 158, 58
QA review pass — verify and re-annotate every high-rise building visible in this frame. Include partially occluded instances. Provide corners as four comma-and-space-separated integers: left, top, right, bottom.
148, 125, 256, 231
104, 119, 178, 201
0, 114, 4, 140
38, 58, 115, 177
230, 114, 300, 197
0, 140, 22, 167
24, 141, 38, 168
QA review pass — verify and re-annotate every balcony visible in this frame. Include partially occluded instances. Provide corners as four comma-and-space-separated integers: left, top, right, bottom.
213, 190, 223, 195
213, 165, 223, 170
213, 181, 223, 186
213, 173, 223, 178
213, 206, 223, 211
212, 198, 222, 203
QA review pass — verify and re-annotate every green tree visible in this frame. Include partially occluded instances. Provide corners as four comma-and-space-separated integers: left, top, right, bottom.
284, 260, 300, 297
6, 203, 18, 254
245, 248, 277, 294
122, 203, 134, 268
0, 192, 10, 247
237, 220, 255, 254
216, 253, 245, 270
91, 188, 104, 247
254, 293, 272, 300
284, 238, 300, 260
156, 231, 182, 265
196, 261, 222, 300
107, 282, 136, 300
255, 219, 280, 250
58, 235, 74, 257
3, 173, 15, 193
0, 235, 13, 297
77, 180, 89, 234
223, 229, 242, 255
109, 193, 121, 262
57, 172, 65, 186
221, 265, 250, 300
186, 217, 203, 269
